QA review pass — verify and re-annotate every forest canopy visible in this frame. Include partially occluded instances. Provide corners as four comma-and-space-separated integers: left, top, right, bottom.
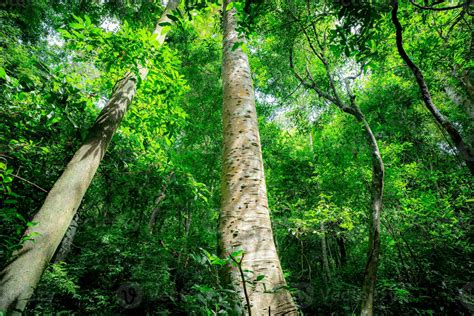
0, 0, 473, 315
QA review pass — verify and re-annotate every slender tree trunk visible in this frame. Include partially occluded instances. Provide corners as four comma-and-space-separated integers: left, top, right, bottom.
219, 1, 298, 314
336, 237, 347, 266
391, 1, 474, 175
289, 20, 384, 314
320, 222, 331, 283
354, 109, 384, 316
149, 172, 174, 233
0, 3, 177, 313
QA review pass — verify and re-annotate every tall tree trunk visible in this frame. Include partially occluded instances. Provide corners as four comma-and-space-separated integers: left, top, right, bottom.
354, 109, 384, 316
391, 1, 474, 175
320, 222, 331, 283
289, 20, 384, 314
219, 1, 298, 314
0, 2, 178, 313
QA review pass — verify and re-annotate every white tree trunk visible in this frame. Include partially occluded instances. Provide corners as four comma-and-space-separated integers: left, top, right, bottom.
219, 1, 298, 315
0, 2, 178, 313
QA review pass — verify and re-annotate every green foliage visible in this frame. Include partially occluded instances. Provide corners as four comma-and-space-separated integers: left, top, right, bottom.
0, 0, 472, 315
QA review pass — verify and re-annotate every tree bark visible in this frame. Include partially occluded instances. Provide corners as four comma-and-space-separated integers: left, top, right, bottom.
0, 2, 178, 313
391, 1, 474, 175
219, 1, 298, 314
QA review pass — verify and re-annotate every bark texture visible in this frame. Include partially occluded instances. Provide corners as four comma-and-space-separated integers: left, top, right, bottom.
336, 237, 347, 266
391, 1, 474, 175
0, 2, 177, 313
219, 1, 298, 314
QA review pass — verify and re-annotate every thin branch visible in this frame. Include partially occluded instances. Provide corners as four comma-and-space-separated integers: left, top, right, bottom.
301, 23, 325, 63
409, 0, 469, 11
229, 253, 251, 316
345, 62, 367, 81
289, 45, 338, 104
11, 174, 47, 192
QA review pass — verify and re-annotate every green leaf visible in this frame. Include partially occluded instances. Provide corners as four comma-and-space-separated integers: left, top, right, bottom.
231, 41, 243, 51
230, 249, 243, 258
226, 2, 235, 10
69, 22, 83, 30
166, 14, 180, 22
256, 275, 265, 281
0, 67, 6, 79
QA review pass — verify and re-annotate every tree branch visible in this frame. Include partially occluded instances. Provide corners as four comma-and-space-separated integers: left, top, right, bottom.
11, 174, 47, 193
409, 0, 468, 11
289, 45, 338, 104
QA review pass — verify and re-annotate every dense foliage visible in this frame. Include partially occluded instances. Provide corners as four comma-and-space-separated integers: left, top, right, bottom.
0, 0, 472, 314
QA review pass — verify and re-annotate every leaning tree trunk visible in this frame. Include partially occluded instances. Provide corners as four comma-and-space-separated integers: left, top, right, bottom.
219, 1, 298, 315
0, 2, 178, 313
354, 109, 384, 316
391, 1, 474, 175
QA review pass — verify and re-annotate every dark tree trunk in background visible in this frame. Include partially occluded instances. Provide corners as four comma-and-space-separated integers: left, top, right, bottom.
337, 237, 347, 266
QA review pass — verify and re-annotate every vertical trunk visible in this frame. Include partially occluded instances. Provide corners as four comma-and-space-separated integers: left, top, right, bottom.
355, 109, 384, 316
219, 1, 298, 314
320, 222, 331, 282
148, 192, 167, 233
149, 172, 174, 233
336, 237, 347, 266
0, 3, 177, 313
391, 1, 474, 175
53, 212, 80, 263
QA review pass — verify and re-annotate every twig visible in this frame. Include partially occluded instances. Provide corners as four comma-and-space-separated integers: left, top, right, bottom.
409, 0, 468, 11
229, 253, 251, 316
11, 174, 47, 192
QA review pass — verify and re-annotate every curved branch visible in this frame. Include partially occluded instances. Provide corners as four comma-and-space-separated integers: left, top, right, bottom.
409, 0, 468, 11
289, 44, 337, 104
391, 0, 474, 174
